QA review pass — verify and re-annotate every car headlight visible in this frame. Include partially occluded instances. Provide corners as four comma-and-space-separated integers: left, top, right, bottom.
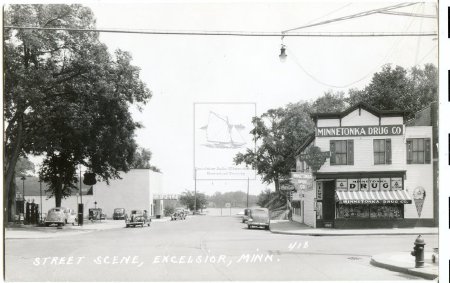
248, 218, 253, 222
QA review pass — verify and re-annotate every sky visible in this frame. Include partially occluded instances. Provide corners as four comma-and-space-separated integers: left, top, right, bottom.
27, 1, 439, 196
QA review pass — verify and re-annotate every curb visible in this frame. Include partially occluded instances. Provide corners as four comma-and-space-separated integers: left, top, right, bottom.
269, 229, 439, 236
370, 257, 438, 280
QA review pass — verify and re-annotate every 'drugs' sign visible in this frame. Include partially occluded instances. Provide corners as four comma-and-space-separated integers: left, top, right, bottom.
316, 125, 403, 137
336, 177, 403, 192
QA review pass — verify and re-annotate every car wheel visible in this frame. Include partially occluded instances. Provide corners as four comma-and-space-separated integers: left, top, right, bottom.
45, 223, 50, 227
126, 224, 129, 228
248, 225, 251, 229
148, 223, 150, 227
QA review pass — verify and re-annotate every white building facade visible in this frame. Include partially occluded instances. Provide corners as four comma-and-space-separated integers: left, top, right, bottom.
292, 103, 435, 229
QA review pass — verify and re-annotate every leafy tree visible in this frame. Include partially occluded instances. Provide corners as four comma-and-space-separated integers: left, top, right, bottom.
234, 102, 314, 191
346, 64, 437, 119
179, 190, 208, 211
4, 4, 151, 208
15, 157, 35, 178
131, 148, 161, 172
311, 90, 347, 113
256, 189, 287, 210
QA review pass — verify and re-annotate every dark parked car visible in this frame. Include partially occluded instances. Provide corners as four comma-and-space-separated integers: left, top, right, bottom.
247, 208, 270, 230
171, 210, 186, 221
89, 208, 105, 221
113, 208, 126, 220
125, 210, 151, 227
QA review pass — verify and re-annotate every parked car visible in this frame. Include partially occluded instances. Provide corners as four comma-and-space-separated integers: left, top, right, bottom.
45, 207, 66, 226
63, 208, 77, 225
247, 208, 270, 230
125, 210, 151, 227
171, 211, 183, 221
242, 208, 251, 223
113, 208, 126, 220
89, 208, 104, 221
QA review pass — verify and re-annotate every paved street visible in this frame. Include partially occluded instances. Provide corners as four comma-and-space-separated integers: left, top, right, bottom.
5, 215, 437, 281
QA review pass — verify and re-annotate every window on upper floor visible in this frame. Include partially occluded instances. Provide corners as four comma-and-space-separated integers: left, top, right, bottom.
406, 138, 431, 164
330, 140, 354, 165
373, 139, 392, 165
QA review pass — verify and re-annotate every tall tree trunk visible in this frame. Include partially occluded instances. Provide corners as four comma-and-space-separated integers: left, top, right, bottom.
54, 179, 62, 207
7, 177, 17, 222
274, 177, 280, 191
4, 117, 24, 223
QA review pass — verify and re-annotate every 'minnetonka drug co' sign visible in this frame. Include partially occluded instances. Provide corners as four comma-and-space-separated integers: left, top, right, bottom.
316, 125, 403, 137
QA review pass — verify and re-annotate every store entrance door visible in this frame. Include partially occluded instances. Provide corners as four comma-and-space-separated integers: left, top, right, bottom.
322, 181, 335, 226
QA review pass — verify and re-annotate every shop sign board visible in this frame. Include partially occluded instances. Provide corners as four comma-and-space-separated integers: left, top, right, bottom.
369, 178, 380, 191
359, 178, 369, 191
292, 191, 305, 200
291, 172, 313, 191
316, 125, 403, 137
336, 179, 347, 191
15, 192, 23, 200
341, 199, 411, 204
280, 183, 295, 191
391, 177, 403, 190
380, 178, 390, 191
347, 179, 359, 191
334, 177, 403, 192
153, 194, 179, 200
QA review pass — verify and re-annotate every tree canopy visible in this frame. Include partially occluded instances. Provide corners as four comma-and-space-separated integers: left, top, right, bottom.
131, 148, 161, 172
346, 64, 437, 119
4, 4, 151, 208
179, 190, 208, 211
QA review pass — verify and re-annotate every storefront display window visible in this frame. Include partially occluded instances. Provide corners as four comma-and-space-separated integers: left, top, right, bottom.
336, 204, 403, 219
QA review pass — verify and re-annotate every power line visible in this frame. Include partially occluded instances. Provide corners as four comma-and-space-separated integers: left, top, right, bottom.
282, 2, 420, 34
378, 11, 436, 18
2, 26, 436, 37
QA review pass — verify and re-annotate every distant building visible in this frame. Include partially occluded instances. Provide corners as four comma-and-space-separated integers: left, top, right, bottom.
95, 169, 164, 218
19, 169, 164, 219
292, 102, 436, 229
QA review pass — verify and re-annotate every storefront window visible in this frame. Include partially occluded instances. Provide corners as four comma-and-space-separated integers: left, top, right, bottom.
336, 204, 403, 219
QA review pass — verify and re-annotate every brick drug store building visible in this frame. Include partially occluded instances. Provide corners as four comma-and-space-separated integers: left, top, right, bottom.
291, 102, 437, 229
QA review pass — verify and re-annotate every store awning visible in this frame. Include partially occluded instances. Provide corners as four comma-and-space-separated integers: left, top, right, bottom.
336, 190, 412, 204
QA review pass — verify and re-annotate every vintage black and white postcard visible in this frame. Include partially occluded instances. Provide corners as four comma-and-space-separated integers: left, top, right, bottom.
2, 1, 443, 282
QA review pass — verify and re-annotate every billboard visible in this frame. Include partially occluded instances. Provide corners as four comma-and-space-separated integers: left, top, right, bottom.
194, 103, 256, 180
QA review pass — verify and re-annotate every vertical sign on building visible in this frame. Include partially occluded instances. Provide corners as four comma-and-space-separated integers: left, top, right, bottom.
317, 182, 323, 200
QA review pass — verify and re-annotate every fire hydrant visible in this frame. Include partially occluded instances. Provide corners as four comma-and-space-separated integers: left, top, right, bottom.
410, 235, 425, 268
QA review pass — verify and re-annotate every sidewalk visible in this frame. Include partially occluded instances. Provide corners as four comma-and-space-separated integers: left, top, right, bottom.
5, 217, 172, 239
269, 220, 438, 236
371, 252, 438, 280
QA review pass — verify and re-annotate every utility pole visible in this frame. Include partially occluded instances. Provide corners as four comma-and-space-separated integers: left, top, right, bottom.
246, 177, 249, 208
79, 165, 83, 204
39, 179, 43, 223
194, 168, 197, 213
